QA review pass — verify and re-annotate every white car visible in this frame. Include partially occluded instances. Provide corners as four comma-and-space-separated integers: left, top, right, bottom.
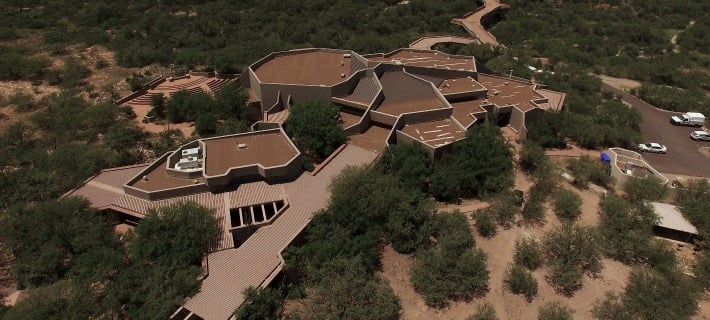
690, 131, 710, 141
637, 143, 667, 154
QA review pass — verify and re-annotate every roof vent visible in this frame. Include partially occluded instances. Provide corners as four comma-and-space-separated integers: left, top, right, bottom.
340, 73, 346, 78
237, 143, 248, 149
194, 179, 200, 184
142, 175, 149, 181
340, 61, 344, 66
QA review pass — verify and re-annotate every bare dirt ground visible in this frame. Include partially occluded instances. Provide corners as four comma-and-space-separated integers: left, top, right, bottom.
0, 248, 17, 307
381, 168, 632, 320
596, 74, 641, 91
0, 38, 138, 130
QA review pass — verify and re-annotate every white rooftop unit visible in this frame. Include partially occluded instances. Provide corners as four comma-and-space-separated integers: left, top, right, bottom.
182, 147, 200, 157
176, 156, 202, 170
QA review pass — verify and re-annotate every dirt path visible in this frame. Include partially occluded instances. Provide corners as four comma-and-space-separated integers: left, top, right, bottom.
671, 20, 695, 53
595, 74, 641, 91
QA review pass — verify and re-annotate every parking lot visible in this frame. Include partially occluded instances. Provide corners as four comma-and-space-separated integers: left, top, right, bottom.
602, 84, 710, 178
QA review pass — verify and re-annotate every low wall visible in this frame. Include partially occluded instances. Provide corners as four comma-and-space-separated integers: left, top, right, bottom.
115, 76, 166, 105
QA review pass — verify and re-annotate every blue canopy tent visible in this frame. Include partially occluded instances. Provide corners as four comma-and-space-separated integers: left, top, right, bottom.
600, 152, 611, 163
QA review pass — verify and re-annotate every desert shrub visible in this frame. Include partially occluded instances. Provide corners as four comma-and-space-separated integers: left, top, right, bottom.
543, 224, 602, 295
411, 212, 489, 308
234, 287, 283, 320
622, 175, 667, 204
505, 264, 538, 302
8, 92, 37, 112
477, 192, 520, 229
531, 160, 560, 197
466, 302, 499, 320
521, 189, 546, 224
94, 58, 109, 69
566, 155, 613, 189
475, 210, 497, 238
592, 268, 700, 320
538, 301, 574, 320
598, 194, 662, 265
520, 141, 546, 173
552, 189, 582, 221
513, 238, 542, 270
695, 251, 710, 292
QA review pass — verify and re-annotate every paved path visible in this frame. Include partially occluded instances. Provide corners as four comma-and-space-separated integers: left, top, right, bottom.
454, 0, 506, 46
601, 82, 710, 178
182, 145, 378, 320
408, 35, 478, 50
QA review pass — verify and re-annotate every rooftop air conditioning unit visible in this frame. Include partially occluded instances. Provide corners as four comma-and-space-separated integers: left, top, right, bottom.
343, 53, 352, 58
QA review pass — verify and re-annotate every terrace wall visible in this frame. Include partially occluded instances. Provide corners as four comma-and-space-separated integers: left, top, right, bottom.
115, 76, 166, 105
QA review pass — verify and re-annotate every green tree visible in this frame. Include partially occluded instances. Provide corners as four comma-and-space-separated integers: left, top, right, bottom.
131, 201, 219, 266
297, 258, 400, 320
538, 301, 574, 320
430, 125, 513, 201
622, 175, 667, 203
411, 212, 489, 308
513, 238, 542, 270
234, 287, 282, 320
284, 101, 346, 162
593, 268, 700, 320
543, 224, 602, 295
519, 140, 547, 173
474, 210, 497, 238
195, 113, 218, 136
1, 281, 96, 320
0, 198, 119, 288
376, 142, 431, 192
553, 189, 582, 221
505, 264, 538, 302
598, 194, 661, 265
149, 94, 166, 119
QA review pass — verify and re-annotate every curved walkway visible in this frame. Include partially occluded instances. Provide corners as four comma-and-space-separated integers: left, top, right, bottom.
408, 35, 478, 50
454, 0, 506, 47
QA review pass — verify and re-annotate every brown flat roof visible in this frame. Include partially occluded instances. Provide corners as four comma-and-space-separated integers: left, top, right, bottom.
375, 70, 447, 116
401, 118, 465, 148
338, 111, 363, 128
369, 50, 474, 72
129, 158, 205, 191
254, 50, 351, 86
477, 74, 545, 112
438, 77, 485, 94
347, 125, 390, 153
203, 131, 298, 176
450, 100, 488, 127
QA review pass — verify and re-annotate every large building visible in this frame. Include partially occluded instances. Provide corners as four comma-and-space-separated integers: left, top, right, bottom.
245, 47, 565, 155
66, 48, 565, 320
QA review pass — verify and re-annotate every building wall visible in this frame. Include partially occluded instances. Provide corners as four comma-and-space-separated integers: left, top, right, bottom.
370, 110, 399, 127
406, 65, 476, 80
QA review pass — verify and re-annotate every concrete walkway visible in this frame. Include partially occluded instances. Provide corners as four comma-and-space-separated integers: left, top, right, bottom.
453, 0, 506, 47
181, 145, 379, 320
408, 35, 478, 50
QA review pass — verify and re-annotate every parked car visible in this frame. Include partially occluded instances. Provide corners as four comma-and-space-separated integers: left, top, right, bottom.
690, 131, 710, 141
637, 143, 667, 154
670, 112, 705, 126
